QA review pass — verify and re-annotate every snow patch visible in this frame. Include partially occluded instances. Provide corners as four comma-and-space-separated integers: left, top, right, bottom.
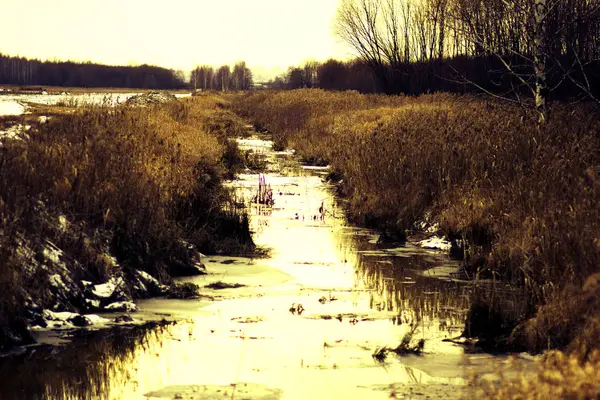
85, 298, 101, 309
0, 124, 30, 142
92, 277, 124, 298
84, 314, 110, 325
417, 236, 452, 251
105, 301, 137, 312
58, 215, 68, 231
426, 223, 440, 234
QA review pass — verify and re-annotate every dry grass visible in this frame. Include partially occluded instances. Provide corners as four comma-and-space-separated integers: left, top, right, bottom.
474, 349, 600, 399
234, 89, 600, 352
0, 93, 253, 326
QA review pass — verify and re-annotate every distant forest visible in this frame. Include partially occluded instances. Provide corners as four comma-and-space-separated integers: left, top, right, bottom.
0, 54, 187, 89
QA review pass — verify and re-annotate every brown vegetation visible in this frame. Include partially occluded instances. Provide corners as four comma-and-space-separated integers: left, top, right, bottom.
234, 88, 600, 353
0, 93, 253, 334
473, 350, 600, 399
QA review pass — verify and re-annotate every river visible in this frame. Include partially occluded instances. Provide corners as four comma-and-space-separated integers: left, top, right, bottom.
0, 133, 533, 399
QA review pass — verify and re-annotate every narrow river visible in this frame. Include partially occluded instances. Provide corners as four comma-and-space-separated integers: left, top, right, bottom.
0, 134, 531, 399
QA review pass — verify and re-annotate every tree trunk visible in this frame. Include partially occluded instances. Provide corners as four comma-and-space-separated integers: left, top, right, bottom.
534, 0, 549, 124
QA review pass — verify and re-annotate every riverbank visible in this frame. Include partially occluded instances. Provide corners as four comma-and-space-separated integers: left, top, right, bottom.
0, 92, 254, 350
233, 89, 600, 354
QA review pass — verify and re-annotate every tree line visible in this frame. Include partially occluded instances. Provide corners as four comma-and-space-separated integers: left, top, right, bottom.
190, 61, 253, 91
0, 54, 188, 89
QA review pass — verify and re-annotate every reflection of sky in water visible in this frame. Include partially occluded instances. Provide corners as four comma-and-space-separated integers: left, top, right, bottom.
0, 135, 533, 400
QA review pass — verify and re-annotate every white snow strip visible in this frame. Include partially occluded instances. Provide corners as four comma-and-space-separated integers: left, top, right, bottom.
136, 269, 159, 286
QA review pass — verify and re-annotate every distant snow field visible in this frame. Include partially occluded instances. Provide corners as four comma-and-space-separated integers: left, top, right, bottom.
0, 99, 26, 116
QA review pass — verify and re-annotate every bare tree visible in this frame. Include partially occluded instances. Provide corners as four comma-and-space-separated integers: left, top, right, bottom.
232, 61, 253, 91
216, 65, 231, 92
448, 0, 600, 122
335, 0, 393, 90
335, 0, 452, 92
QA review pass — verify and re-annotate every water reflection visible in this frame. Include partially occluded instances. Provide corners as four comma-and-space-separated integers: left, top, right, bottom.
0, 323, 171, 400
356, 245, 469, 333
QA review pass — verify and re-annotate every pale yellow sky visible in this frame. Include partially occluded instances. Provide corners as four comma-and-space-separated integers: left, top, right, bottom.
1, 0, 352, 77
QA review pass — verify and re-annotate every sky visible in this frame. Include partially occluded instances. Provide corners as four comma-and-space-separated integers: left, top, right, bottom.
1, 0, 353, 80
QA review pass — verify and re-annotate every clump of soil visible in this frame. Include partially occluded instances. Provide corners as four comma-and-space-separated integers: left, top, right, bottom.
205, 281, 246, 290
125, 91, 176, 106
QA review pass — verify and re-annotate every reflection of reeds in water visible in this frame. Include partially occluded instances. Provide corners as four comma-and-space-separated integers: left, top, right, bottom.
0, 323, 172, 400
357, 256, 470, 334
252, 174, 274, 206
